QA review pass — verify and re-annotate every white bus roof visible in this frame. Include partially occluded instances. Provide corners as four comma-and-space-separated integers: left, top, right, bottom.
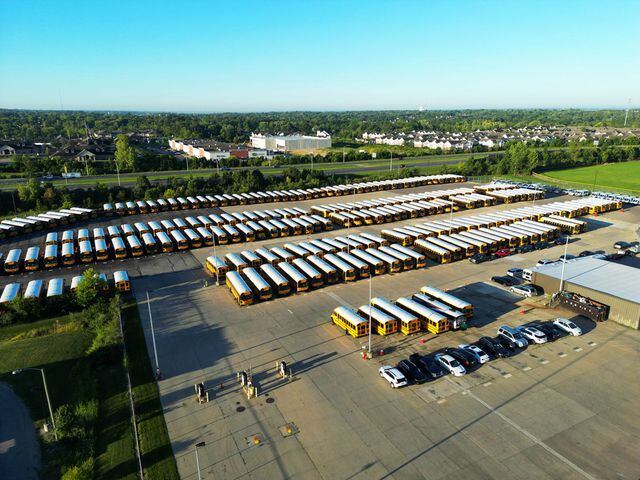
0, 283, 21, 303
47, 278, 64, 297
24, 279, 44, 299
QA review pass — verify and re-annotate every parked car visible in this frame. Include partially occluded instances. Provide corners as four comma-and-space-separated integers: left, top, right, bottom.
554, 237, 568, 246
477, 336, 508, 358
409, 354, 446, 380
536, 322, 563, 340
434, 354, 466, 376
578, 250, 596, 257
510, 284, 540, 297
379, 366, 408, 388
494, 248, 512, 258
458, 344, 490, 364
516, 326, 547, 344
507, 268, 523, 278
613, 241, 631, 250
497, 325, 528, 348
496, 335, 518, 353
396, 359, 428, 384
516, 244, 535, 254
537, 259, 556, 266
470, 253, 491, 264
559, 254, 576, 262
535, 241, 551, 250
492, 275, 518, 287
553, 318, 582, 336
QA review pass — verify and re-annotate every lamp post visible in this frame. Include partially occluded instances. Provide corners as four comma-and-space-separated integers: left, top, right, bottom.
12, 368, 57, 440
195, 441, 206, 480
146, 291, 161, 380
367, 273, 373, 356
558, 234, 570, 293
212, 236, 219, 285
389, 151, 393, 171
114, 159, 121, 187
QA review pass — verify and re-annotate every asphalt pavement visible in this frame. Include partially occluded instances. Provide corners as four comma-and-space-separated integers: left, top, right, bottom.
0, 383, 41, 480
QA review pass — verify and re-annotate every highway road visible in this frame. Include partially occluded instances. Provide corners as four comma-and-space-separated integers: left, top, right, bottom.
0, 155, 470, 191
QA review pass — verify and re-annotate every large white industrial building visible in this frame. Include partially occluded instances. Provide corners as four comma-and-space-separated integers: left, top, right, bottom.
250, 131, 331, 152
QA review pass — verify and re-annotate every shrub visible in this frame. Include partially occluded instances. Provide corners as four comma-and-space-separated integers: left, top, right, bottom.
61, 458, 94, 480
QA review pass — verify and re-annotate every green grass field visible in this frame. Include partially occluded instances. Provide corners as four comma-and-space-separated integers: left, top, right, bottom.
540, 161, 640, 193
0, 303, 178, 479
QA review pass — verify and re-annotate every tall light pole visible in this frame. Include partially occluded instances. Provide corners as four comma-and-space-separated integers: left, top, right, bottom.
12, 368, 57, 440
114, 159, 121, 187
195, 441, 206, 480
558, 234, 570, 293
146, 291, 161, 380
389, 151, 393, 171
212, 237, 219, 285
367, 273, 373, 356
310, 153, 314, 170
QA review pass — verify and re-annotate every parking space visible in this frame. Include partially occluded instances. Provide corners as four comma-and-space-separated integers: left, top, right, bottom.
127, 202, 640, 480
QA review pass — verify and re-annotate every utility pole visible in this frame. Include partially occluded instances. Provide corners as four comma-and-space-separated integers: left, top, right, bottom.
343, 148, 345, 163
389, 151, 393, 171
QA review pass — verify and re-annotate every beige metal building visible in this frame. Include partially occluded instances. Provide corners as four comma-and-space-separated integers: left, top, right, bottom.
530, 257, 640, 329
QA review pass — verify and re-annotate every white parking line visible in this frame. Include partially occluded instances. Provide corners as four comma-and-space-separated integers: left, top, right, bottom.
462, 387, 597, 480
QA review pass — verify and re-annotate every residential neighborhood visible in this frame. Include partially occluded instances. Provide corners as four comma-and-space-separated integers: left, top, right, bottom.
358, 125, 640, 150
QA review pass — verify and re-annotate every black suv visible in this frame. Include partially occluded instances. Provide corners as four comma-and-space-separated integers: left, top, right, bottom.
443, 348, 472, 368
477, 336, 509, 358
396, 359, 428, 384
536, 322, 563, 341
409, 353, 445, 380
491, 275, 518, 287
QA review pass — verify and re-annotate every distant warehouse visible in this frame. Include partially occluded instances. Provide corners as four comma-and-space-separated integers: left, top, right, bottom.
250, 131, 331, 152
530, 257, 640, 329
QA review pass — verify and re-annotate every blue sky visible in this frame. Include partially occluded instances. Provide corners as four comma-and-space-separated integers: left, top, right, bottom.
1, 0, 639, 111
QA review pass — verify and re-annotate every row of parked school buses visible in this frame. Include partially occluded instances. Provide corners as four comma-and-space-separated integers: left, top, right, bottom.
207, 233, 430, 305
0, 270, 131, 306
331, 286, 473, 337
311, 189, 537, 227
310, 186, 545, 226
1, 210, 334, 275
103, 175, 465, 217
0, 207, 95, 239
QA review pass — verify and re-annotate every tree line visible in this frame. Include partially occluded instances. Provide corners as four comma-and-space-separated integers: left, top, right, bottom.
0, 167, 419, 217
459, 142, 640, 177
2, 109, 638, 144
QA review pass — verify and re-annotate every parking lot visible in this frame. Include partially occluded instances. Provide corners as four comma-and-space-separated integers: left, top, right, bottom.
127, 200, 640, 480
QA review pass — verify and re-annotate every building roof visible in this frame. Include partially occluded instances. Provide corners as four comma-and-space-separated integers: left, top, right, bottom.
532, 257, 640, 304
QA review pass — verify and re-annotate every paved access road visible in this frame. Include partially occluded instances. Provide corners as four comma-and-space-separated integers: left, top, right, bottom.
0, 383, 41, 480
131, 205, 640, 479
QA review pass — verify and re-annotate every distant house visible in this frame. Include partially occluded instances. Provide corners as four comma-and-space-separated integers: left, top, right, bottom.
0, 145, 16, 156
75, 149, 96, 162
